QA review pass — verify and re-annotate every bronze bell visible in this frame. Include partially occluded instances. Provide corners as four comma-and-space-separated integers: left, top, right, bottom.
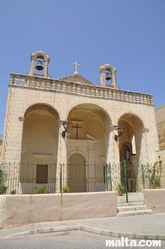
35, 61, 44, 71
105, 72, 111, 81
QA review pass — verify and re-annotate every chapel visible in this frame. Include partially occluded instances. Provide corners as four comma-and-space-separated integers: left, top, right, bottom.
1, 51, 160, 193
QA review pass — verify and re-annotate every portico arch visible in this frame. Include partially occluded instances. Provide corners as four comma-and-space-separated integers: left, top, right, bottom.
118, 113, 144, 165
20, 103, 60, 193
67, 103, 112, 164
118, 113, 144, 191
66, 103, 112, 192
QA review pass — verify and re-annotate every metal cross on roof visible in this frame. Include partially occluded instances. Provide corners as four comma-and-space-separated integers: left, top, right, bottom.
73, 61, 80, 73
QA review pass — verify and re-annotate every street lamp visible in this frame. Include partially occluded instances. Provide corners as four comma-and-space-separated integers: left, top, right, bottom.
114, 126, 124, 141
62, 120, 69, 138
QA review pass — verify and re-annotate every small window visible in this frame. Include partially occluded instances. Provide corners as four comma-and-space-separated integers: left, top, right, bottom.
132, 135, 136, 155
36, 164, 48, 184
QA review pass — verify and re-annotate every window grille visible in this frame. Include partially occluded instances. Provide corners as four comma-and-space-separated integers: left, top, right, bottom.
36, 164, 48, 184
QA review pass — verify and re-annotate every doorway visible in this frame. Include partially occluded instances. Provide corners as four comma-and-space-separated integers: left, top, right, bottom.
68, 154, 86, 192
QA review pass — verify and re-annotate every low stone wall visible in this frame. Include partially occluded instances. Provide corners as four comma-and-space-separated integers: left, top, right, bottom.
144, 189, 165, 213
0, 191, 116, 228
0, 196, 6, 228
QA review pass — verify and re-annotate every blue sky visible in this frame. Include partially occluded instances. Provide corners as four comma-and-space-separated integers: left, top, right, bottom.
0, 0, 165, 135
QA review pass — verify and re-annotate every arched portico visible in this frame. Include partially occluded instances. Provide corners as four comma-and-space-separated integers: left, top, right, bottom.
118, 113, 144, 164
66, 103, 112, 192
20, 103, 60, 193
67, 103, 112, 164
118, 113, 144, 191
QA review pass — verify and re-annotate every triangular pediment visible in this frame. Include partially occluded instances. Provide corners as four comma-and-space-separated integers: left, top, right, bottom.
59, 72, 95, 86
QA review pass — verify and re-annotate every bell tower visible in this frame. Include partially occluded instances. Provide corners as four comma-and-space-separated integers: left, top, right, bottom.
27, 51, 50, 78
99, 64, 118, 89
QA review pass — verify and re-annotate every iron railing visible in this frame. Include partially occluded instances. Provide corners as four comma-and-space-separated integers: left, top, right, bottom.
0, 162, 165, 195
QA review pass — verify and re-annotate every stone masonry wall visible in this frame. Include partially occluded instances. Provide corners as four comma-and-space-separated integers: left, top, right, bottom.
0, 192, 116, 228
2, 84, 159, 166
155, 105, 165, 150
144, 189, 165, 213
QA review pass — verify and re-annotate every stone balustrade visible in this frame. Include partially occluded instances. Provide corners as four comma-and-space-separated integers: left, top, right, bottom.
10, 73, 154, 106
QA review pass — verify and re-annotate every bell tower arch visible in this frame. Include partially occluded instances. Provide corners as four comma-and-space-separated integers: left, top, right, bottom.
99, 64, 118, 89
28, 51, 50, 78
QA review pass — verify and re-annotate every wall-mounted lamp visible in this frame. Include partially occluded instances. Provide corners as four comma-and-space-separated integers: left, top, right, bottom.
62, 120, 69, 138
114, 126, 124, 141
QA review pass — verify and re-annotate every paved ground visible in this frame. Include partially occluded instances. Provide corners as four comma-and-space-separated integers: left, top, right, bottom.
0, 213, 165, 241
0, 231, 165, 249
0, 231, 108, 249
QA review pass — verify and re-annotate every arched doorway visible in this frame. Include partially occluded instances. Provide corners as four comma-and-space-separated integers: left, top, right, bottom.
120, 141, 134, 192
68, 154, 86, 192
118, 113, 144, 192
67, 103, 111, 165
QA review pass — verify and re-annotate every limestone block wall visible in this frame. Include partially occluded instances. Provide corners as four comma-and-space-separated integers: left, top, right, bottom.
2, 75, 159, 169
157, 122, 165, 150
144, 189, 165, 213
155, 150, 165, 164
0, 191, 116, 228
155, 105, 165, 187
155, 105, 165, 150
154, 150, 165, 188
155, 104, 165, 123
0, 196, 5, 229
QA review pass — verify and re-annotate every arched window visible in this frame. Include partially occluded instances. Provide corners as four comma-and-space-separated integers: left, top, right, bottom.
132, 135, 136, 155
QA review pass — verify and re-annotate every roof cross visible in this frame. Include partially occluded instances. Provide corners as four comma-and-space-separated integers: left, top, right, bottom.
73, 61, 80, 73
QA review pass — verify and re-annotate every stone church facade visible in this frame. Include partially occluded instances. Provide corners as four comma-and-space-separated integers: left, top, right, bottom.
1, 51, 159, 193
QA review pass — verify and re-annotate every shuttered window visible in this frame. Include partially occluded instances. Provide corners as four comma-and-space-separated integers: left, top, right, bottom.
36, 164, 48, 184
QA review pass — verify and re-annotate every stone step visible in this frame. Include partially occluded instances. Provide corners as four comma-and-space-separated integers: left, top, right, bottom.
117, 209, 153, 217
117, 201, 144, 207
117, 205, 147, 213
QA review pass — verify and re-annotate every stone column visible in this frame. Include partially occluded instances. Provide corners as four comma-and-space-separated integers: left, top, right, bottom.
106, 127, 114, 164
56, 123, 68, 193
138, 129, 149, 165
44, 58, 50, 78
2, 110, 24, 193
106, 128, 113, 191
111, 68, 117, 89
137, 129, 149, 190
106, 126, 121, 190
2, 87, 24, 164
100, 68, 106, 87
28, 55, 35, 76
